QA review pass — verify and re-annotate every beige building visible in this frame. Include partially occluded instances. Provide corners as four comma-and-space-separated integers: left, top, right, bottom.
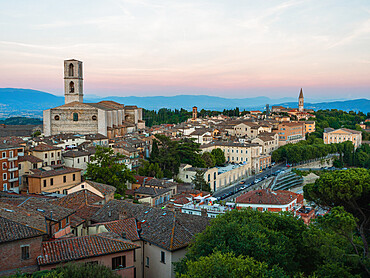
29, 144, 62, 167
323, 128, 362, 148
304, 121, 316, 134
43, 59, 144, 138
178, 163, 251, 192
251, 133, 279, 155
26, 165, 82, 194
225, 121, 271, 139
62, 150, 91, 171
277, 122, 305, 146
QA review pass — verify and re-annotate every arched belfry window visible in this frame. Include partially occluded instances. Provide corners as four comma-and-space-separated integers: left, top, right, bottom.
69, 81, 74, 93
69, 63, 74, 76
73, 113, 78, 121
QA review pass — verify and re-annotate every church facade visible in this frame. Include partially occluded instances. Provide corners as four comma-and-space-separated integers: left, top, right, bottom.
43, 59, 145, 138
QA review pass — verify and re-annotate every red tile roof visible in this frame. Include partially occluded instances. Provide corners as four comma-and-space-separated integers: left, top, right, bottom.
32, 144, 62, 151
37, 233, 139, 266
19, 154, 43, 163
104, 218, 140, 241
27, 166, 82, 178
236, 189, 301, 206
134, 176, 154, 185
0, 216, 45, 243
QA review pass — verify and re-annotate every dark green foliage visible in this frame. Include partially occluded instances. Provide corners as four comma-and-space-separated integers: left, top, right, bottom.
149, 135, 206, 178
143, 108, 191, 127
211, 148, 226, 166
191, 170, 211, 192
201, 152, 216, 168
175, 209, 309, 276
53, 262, 120, 278
304, 169, 370, 275
4, 263, 119, 278
85, 146, 135, 194
0, 117, 43, 125
271, 140, 338, 164
138, 160, 164, 178
175, 208, 367, 277
314, 110, 367, 135
178, 251, 288, 278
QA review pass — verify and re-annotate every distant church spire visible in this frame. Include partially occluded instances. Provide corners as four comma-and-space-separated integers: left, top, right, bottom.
298, 88, 304, 112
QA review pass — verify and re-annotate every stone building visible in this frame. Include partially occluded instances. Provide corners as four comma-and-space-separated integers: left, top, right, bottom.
323, 128, 362, 148
43, 59, 145, 138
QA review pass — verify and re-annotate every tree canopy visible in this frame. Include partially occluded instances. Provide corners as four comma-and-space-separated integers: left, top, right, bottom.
85, 146, 135, 194
175, 208, 368, 277
191, 170, 211, 192
304, 168, 370, 275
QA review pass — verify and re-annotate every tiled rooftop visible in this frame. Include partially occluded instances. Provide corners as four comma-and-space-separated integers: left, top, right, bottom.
236, 189, 301, 206
91, 200, 209, 251
104, 218, 140, 241
0, 216, 45, 243
37, 233, 138, 266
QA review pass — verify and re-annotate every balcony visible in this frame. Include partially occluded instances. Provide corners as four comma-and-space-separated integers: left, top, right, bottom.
8, 167, 18, 172
8, 156, 18, 161
8, 177, 18, 183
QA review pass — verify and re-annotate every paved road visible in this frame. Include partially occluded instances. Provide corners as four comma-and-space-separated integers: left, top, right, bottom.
213, 163, 286, 198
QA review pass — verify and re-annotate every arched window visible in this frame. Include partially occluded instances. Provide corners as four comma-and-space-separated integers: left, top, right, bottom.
69, 63, 74, 76
208, 174, 210, 182
54, 115, 60, 121
78, 64, 82, 76
69, 81, 74, 93
73, 113, 78, 121
214, 172, 216, 179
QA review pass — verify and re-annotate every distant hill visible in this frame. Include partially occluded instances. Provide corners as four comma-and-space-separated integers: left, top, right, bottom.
0, 88, 369, 118
0, 117, 43, 125
277, 99, 370, 113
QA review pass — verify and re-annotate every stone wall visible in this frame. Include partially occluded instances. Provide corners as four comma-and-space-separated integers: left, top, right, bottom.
50, 106, 99, 135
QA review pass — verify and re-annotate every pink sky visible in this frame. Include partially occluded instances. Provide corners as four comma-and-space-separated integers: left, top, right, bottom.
1, 0, 369, 100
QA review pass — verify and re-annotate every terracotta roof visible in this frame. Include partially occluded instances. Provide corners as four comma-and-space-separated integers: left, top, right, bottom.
62, 150, 90, 158
91, 200, 209, 251
236, 189, 301, 206
85, 133, 108, 140
37, 233, 139, 266
135, 186, 171, 197
0, 201, 47, 232
27, 166, 82, 178
145, 178, 178, 188
18, 197, 74, 221
19, 154, 43, 163
0, 143, 22, 150
50, 190, 103, 224
134, 176, 154, 186
0, 216, 45, 243
104, 218, 140, 241
51, 190, 103, 208
32, 144, 61, 152
85, 180, 116, 196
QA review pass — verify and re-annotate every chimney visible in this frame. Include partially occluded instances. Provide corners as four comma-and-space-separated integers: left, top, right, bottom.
118, 211, 127, 220
137, 221, 142, 230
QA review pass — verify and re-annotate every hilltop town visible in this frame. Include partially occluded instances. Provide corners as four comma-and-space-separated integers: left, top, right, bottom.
0, 60, 369, 278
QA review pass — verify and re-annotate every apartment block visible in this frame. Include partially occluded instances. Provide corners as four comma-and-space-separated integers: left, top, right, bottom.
0, 143, 24, 192
277, 122, 305, 146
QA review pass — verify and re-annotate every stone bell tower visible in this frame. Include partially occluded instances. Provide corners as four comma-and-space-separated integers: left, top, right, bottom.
64, 59, 83, 104
298, 88, 304, 112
